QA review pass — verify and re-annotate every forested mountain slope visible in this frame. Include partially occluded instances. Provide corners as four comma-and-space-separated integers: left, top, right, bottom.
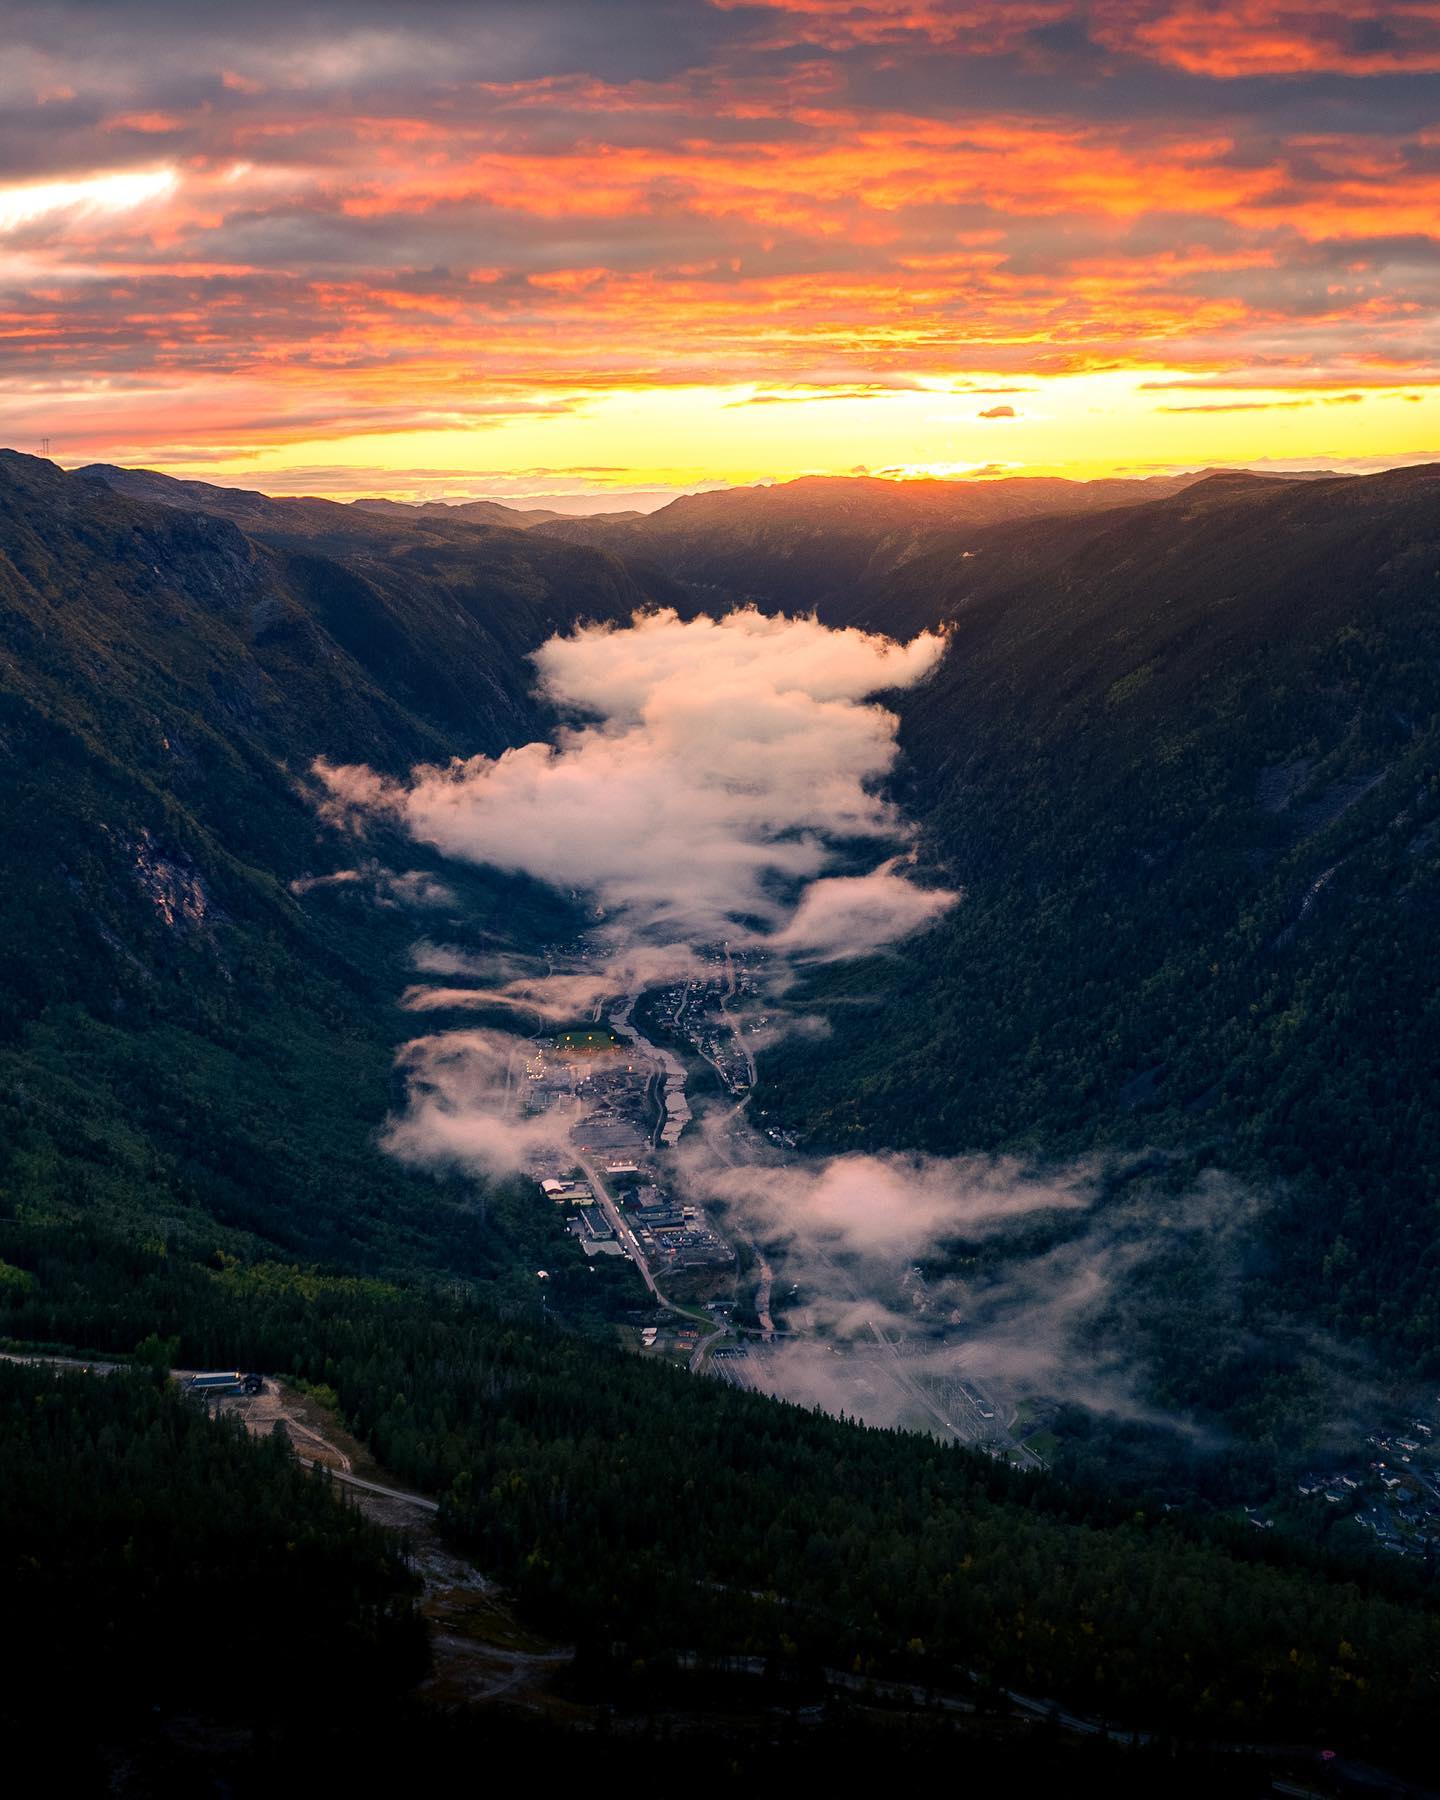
74, 458, 672, 745
0, 450, 668, 1295
0, 1360, 425, 1784
757, 465, 1440, 1362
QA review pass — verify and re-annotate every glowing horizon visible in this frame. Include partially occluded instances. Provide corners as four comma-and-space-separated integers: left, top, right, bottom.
3, 2, 1438, 503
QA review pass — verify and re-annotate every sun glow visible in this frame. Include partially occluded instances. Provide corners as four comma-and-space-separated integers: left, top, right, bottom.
2, 4, 1437, 495
0, 167, 177, 235
148, 373, 1435, 503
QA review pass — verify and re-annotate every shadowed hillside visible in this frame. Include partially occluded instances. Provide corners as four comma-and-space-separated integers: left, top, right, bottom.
0, 451, 672, 1291
753, 465, 1440, 1363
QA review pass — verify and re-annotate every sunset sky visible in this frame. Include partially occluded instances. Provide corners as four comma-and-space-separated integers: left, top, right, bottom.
3, 0, 1438, 504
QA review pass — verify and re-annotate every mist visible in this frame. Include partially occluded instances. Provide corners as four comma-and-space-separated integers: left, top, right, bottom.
315, 606, 955, 951
310, 602, 1257, 1445
685, 1143, 1095, 1263
313, 605, 959, 1191
289, 862, 456, 907
684, 1129, 1264, 1433
382, 1028, 580, 1179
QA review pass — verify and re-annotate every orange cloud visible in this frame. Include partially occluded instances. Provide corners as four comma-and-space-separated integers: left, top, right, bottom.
718, 0, 1440, 76
1108, 2, 1440, 77
3, 3, 1439, 479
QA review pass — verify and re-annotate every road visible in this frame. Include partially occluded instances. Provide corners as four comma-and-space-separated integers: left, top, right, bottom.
303, 1461, 439, 1513
741, 1232, 1027, 1459
719, 942, 758, 1087
574, 1149, 661, 1297
592, 958, 1019, 1440
4, 1356, 443, 1514
0, 1351, 123, 1375
429, 1633, 570, 1700
657, 955, 750, 1096
573, 1147, 729, 1371
13, 1352, 1436, 1790
864, 1318, 972, 1445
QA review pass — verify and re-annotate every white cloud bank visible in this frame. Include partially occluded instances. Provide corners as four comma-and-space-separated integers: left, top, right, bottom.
313, 605, 960, 1187
382, 1029, 580, 1179
315, 606, 955, 952
312, 605, 1261, 1441
688, 1147, 1093, 1263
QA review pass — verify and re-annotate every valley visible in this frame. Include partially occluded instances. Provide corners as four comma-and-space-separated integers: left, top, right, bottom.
9, 5, 1440, 1785
6, 452, 1440, 1785
507, 938, 1030, 1457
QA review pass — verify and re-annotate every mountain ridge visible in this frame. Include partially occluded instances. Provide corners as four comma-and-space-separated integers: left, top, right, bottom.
7, 448, 1440, 1776
529, 466, 1288, 608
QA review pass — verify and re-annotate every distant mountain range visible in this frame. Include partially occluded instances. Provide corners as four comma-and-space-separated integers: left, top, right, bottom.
350, 495, 646, 529
527, 468, 1281, 604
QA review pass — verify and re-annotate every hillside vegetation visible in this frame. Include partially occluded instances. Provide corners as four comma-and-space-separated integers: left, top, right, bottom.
0, 451, 666, 1290
756, 466, 1440, 1364
9, 1233, 1440, 1768
5, 452, 1440, 1778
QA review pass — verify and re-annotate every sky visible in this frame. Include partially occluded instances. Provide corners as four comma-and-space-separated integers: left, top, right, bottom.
2, 0, 1438, 503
